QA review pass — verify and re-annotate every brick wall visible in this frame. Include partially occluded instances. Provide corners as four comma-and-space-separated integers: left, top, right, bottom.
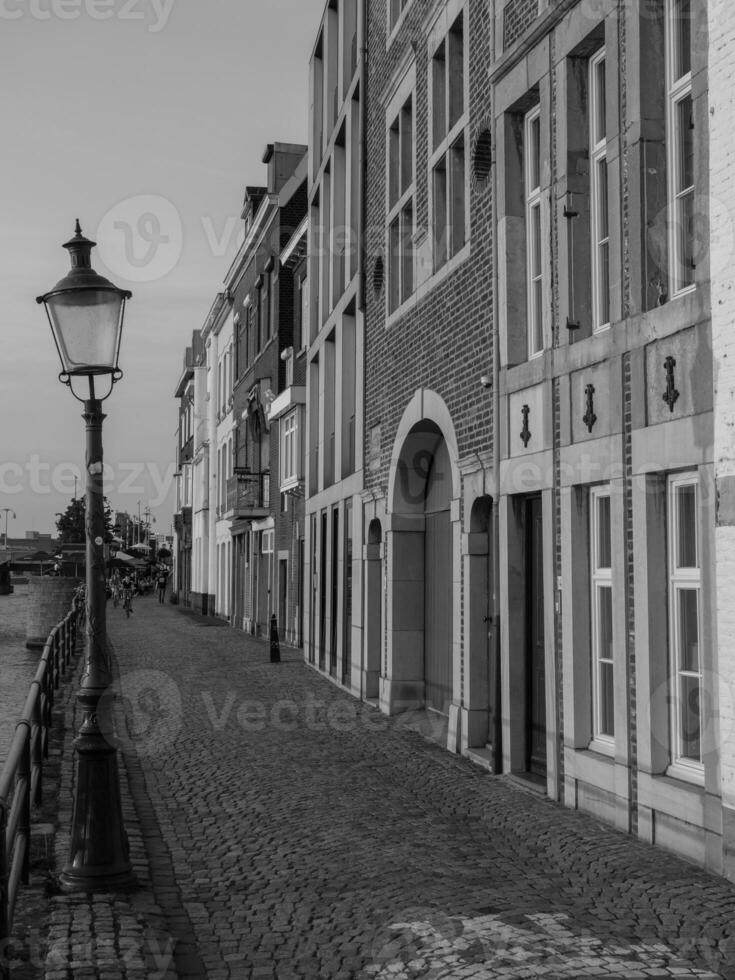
364, 0, 494, 497
710, 0, 735, 817
503, 0, 538, 49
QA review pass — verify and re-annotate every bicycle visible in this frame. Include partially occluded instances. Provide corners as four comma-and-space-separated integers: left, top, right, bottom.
122, 589, 133, 618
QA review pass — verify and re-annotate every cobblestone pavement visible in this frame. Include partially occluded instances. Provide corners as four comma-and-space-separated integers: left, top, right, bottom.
95, 597, 735, 979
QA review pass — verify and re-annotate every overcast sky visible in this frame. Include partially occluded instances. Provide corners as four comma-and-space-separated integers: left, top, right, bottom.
0, 0, 324, 542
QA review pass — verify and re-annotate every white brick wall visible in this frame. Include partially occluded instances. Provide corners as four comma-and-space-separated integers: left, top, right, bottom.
710, 0, 735, 813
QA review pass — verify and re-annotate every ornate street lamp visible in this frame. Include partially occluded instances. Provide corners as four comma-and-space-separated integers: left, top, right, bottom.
36, 220, 134, 891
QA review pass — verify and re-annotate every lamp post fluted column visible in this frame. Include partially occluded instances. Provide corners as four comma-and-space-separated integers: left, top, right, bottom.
59, 397, 134, 891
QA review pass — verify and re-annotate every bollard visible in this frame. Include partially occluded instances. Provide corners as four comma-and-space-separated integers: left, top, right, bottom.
269, 614, 281, 663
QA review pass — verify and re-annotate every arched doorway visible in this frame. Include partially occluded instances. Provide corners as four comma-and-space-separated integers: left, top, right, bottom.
387, 420, 455, 716
364, 518, 382, 699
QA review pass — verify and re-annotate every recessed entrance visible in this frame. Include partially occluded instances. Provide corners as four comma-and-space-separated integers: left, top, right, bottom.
525, 495, 546, 777
424, 443, 452, 713
365, 519, 383, 699
387, 419, 454, 717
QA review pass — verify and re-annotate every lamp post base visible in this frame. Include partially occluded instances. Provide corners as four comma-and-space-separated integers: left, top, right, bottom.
58, 726, 136, 893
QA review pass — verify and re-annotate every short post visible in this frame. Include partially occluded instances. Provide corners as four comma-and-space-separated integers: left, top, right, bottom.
0, 799, 8, 977
269, 614, 281, 664
18, 722, 30, 886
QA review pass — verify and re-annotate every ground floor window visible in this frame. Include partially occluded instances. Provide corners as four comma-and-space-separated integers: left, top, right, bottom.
590, 486, 614, 744
667, 472, 702, 769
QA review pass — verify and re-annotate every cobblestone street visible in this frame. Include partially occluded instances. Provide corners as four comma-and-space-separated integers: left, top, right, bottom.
71, 596, 735, 979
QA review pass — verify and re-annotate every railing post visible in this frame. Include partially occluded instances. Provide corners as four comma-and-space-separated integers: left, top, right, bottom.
60, 617, 67, 676
45, 644, 55, 720
17, 724, 30, 887
53, 630, 61, 691
0, 798, 8, 980
32, 683, 42, 806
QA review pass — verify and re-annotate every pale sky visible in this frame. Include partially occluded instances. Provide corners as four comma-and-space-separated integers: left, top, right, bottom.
0, 0, 324, 541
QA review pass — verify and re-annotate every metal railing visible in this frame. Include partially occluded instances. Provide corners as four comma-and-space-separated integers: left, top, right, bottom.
0, 597, 82, 969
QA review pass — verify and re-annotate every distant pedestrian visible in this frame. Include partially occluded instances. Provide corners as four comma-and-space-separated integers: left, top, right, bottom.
156, 569, 168, 604
121, 575, 134, 617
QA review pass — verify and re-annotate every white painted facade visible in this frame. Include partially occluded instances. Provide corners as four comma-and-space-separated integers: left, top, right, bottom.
214, 309, 235, 619
709, 0, 735, 880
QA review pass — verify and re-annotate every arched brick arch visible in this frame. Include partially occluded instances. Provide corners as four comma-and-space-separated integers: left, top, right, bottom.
387, 389, 460, 514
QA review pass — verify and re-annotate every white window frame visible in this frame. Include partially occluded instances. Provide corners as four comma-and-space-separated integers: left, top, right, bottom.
665, 0, 695, 297
667, 472, 704, 779
525, 105, 543, 357
386, 67, 416, 318
589, 48, 610, 332
280, 410, 300, 489
428, 0, 470, 275
590, 486, 614, 750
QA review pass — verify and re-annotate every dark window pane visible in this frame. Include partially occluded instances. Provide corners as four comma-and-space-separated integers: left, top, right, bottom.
433, 158, 448, 269
677, 95, 694, 191
597, 157, 609, 240
679, 674, 700, 761
389, 117, 399, 208
594, 55, 606, 143
673, 0, 692, 80
432, 40, 446, 149
678, 588, 699, 672
599, 660, 615, 737
676, 483, 697, 567
598, 241, 610, 325
448, 12, 464, 131
388, 216, 400, 313
450, 135, 465, 256
400, 97, 413, 196
533, 279, 543, 353
597, 494, 611, 568
401, 203, 413, 301
530, 115, 541, 189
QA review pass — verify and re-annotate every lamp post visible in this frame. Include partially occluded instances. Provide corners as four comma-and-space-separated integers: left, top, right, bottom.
1, 508, 15, 550
37, 220, 134, 891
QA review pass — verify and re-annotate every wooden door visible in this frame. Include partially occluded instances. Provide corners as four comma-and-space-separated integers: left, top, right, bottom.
278, 559, 287, 639
425, 508, 452, 713
526, 496, 546, 775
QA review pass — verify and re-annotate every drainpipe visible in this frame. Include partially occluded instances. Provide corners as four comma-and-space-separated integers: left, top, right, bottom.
490, 0, 503, 775
358, 2, 368, 696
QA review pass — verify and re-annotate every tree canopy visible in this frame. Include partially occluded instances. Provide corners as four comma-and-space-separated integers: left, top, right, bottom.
55, 497, 114, 544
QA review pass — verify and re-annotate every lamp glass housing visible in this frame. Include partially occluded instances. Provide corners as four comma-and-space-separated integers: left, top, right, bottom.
37, 221, 131, 381
45, 288, 126, 376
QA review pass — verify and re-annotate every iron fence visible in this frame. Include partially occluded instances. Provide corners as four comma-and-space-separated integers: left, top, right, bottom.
0, 596, 82, 974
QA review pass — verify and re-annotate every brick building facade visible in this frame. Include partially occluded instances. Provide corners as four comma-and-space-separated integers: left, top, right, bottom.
229, 144, 308, 642
361, 0, 495, 752
304, 0, 365, 687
